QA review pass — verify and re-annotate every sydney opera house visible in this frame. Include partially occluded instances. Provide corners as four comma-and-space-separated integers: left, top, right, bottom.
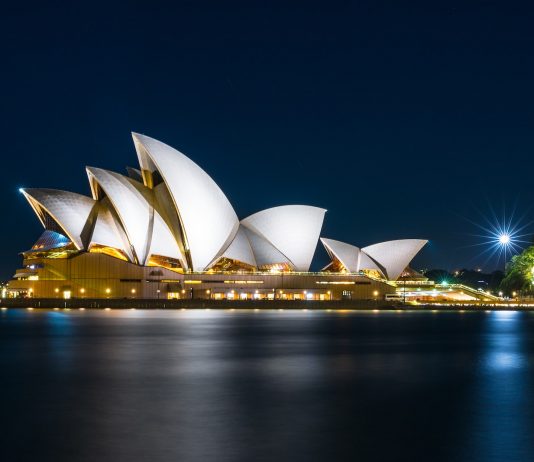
8, 133, 427, 300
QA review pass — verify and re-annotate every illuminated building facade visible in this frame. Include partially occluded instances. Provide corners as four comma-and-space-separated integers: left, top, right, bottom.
8, 134, 427, 300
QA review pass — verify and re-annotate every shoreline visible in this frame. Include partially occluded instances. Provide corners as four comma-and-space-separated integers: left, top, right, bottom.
0, 298, 530, 311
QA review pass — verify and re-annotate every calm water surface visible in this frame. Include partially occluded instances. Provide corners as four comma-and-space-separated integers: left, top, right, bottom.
2, 308, 534, 462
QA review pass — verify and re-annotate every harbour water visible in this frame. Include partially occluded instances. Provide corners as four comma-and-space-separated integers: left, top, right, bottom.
2, 308, 534, 461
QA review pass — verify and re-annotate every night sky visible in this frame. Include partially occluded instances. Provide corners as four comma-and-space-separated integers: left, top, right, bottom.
2, 0, 534, 279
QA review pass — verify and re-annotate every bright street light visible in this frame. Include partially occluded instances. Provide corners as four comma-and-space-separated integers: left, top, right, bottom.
467, 207, 530, 272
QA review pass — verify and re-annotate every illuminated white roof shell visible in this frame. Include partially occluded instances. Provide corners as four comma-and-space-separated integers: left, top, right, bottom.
358, 251, 383, 273
20, 188, 95, 250
147, 211, 186, 266
215, 226, 257, 267
87, 167, 185, 267
241, 205, 326, 271
132, 133, 239, 271
243, 227, 292, 268
86, 167, 151, 264
362, 239, 428, 280
320, 238, 384, 273
133, 134, 157, 173
320, 238, 360, 272
89, 200, 134, 261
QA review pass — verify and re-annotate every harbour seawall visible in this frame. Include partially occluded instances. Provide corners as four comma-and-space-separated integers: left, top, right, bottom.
0, 298, 528, 310
0, 298, 393, 310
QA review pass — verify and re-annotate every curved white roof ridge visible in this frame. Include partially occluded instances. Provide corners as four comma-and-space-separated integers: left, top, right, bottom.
152, 182, 189, 269
132, 132, 157, 175
147, 211, 187, 267
362, 239, 428, 280
243, 227, 293, 269
20, 188, 95, 250
358, 251, 385, 274
132, 133, 239, 271
87, 167, 186, 267
320, 238, 360, 272
321, 237, 386, 275
241, 205, 326, 271
89, 199, 135, 261
210, 225, 257, 268
122, 176, 181, 260
86, 167, 152, 264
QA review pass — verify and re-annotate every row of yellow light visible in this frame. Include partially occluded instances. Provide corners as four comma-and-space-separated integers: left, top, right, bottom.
174, 288, 341, 299
34, 287, 380, 299
7, 307, 522, 313
51, 287, 138, 296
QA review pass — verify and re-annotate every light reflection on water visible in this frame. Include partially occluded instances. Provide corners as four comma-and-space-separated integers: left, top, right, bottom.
486, 351, 525, 371
459, 311, 534, 462
483, 311, 525, 372
1, 309, 534, 461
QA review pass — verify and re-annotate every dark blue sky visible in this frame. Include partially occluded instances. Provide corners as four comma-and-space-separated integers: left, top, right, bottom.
2, 0, 534, 279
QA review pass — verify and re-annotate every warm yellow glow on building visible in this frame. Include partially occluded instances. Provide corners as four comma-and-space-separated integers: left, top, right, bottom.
89, 245, 129, 261
316, 281, 356, 285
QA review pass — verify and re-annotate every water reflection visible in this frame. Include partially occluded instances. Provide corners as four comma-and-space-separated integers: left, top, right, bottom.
1, 309, 534, 461
44, 310, 76, 370
459, 311, 534, 462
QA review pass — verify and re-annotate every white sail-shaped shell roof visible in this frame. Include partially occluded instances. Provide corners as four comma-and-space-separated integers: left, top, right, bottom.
153, 182, 188, 265
87, 167, 185, 267
362, 239, 428, 280
132, 134, 158, 177
20, 188, 95, 250
241, 205, 326, 271
132, 133, 239, 271
215, 226, 257, 268
87, 167, 152, 264
320, 238, 360, 272
321, 238, 426, 278
320, 238, 384, 273
147, 211, 186, 266
89, 200, 135, 261
243, 227, 293, 269
358, 251, 383, 273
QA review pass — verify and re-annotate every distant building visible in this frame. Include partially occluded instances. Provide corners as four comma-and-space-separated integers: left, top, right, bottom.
8, 134, 427, 300
394, 269, 501, 303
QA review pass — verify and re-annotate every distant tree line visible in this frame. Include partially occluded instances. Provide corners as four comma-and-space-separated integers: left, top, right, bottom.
424, 245, 534, 296
422, 268, 504, 293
